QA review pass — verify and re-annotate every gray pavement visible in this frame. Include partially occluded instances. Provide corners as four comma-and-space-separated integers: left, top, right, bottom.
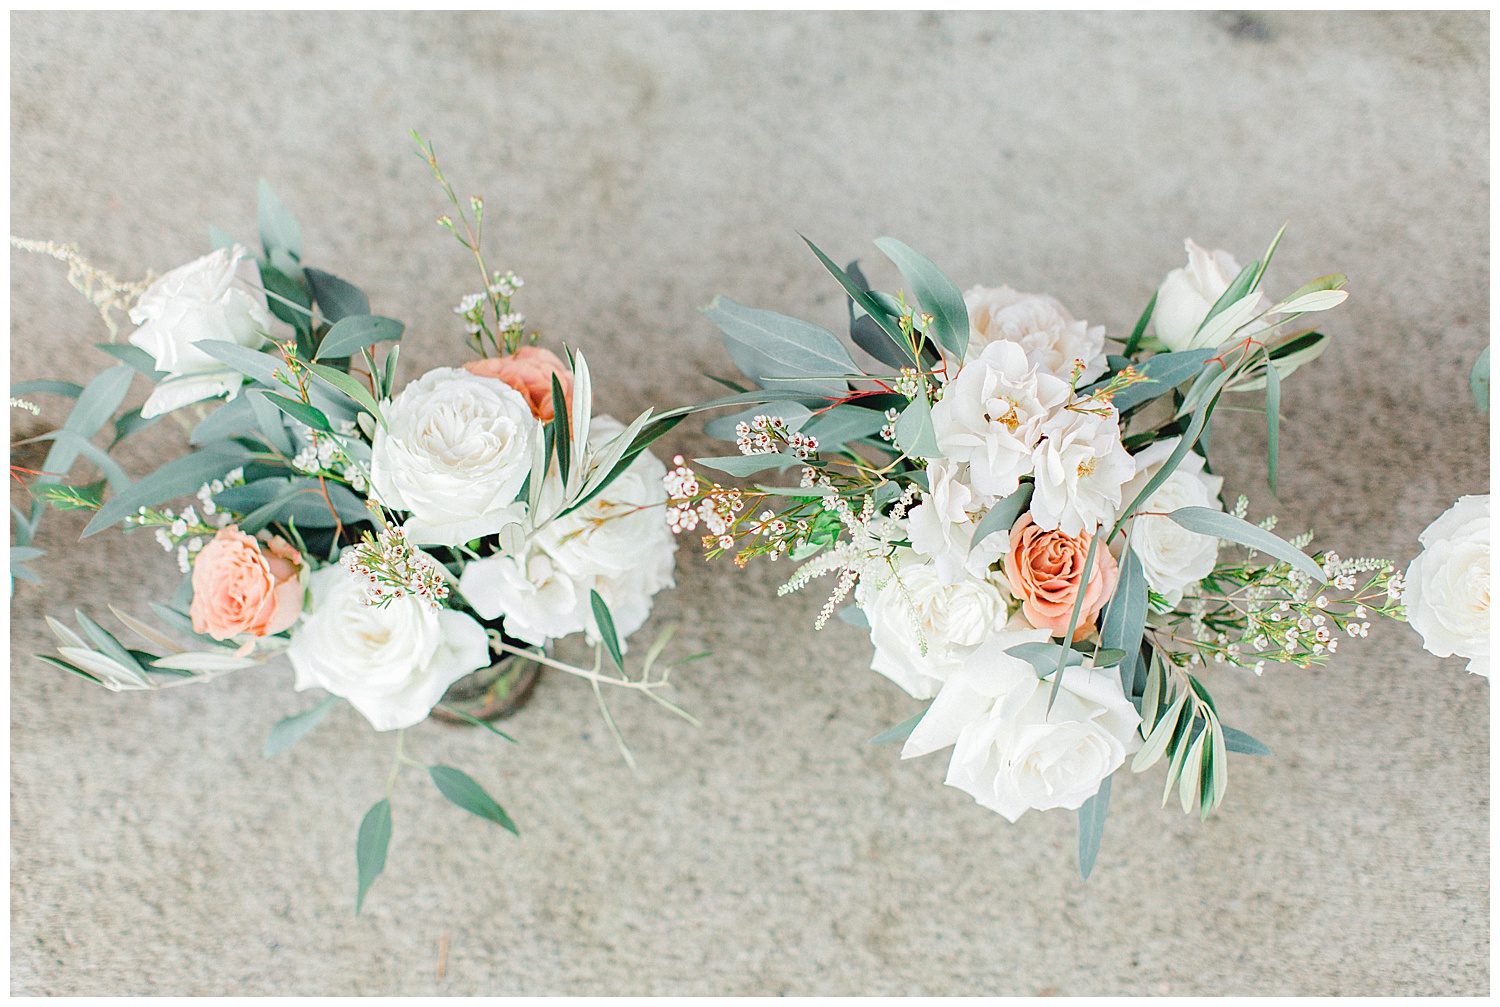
10, 11, 1488, 995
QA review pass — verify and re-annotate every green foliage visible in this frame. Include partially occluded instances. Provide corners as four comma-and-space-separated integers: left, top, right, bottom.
590, 589, 626, 673
257, 179, 303, 262
1472, 346, 1489, 412
893, 391, 940, 459
801, 405, 887, 451
550, 374, 571, 486
1122, 290, 1157, 357
428, 765, 518, 835
85, 442, 251, 536
1221, 726, 1272, 756
1164, 506, 1325, 582
1104, 348, 1216, 413
304, 268, 370, 322
1194, 262, 1259, 339
1076, 775, 1112, 880
264, 392, 332, 433
314, 315, 405, 361
1264, 353, 1281, 490
94, 343, 167, 379
872, 237, 969, 361
702, 295, 856, 398
11, 378, 83, 399
971, 483, 1033, 549
263, 696, 339, 758
802, 237, 913, 365
694, 453, 805, 477
1098, 546, 1148, 690
355, 798, 392, 915
31, 480, 105, 511
869, 709, 927, 746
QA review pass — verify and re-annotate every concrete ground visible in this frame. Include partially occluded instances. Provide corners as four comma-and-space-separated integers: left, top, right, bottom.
9, 11, 1488, 995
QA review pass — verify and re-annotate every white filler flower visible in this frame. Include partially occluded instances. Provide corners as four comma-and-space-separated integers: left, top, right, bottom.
902, 628, 1141, 821
1117, 436, 1225, 606
459, 417, 676, 649
1404, 494, 1490, 677
127, 244, 273, 417
931, 340, 1070, 498
288, 565, 490, 731
856, 550, 1011, 700
963, 285, 1108, 384
370, 366, 536, 546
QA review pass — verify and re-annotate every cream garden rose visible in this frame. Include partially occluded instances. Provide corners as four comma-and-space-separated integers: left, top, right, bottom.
1404, 494, 1490, 677
370, 366, 537, 546
288, 564, 491, 731
902, 628, 1141, 821
963, 285, 1108, 383
931, 340, 1070, 498
127, 244, 274, 417
856, 549, 1011, 700
1117, 436, 1225, 606
1153, 239, 1274, 352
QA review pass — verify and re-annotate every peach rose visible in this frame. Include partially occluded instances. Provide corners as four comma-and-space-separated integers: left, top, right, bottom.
464, 345, 573, 422
1003, 512, 1119, 640
189, 526, 306, 641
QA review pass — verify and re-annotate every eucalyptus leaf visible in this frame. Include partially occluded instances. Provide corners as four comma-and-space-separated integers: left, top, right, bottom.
112, 407, 159, 448
315, 315, 405, 361
37, 365, 135, 487
703, 401, 813, 441
869, 709, 927, 746
1099, 545, 1148, 688
428, 765, 519, 835
1077, 774, 1112, 881
208, 225, 239, 252
355, 798, 391, 915
304, 268, 370, 323
1271, 288, 1348, 315
1179, 732, 1206, 814
802, 236, 913, 362
84, 441, 251, 536
10, 379, 83, 399
1265, 356, 1281, 490
1192, 290, 1264, 350
247, 390, 297, 455
873, 237, 969, 360
894, 393, 940, 459
1193, 261, 1258, 339
74, 609, 150, 684
802, 404, 888, 450
263, 696, 339, 758
702, 296, 855, 398
1007, 642, 1085, 676
265, 393, 333, 433
257, 178, 302, 260
837, 605, 870, 629
1104, 348, 1217, 413
1132, 687, 1187, 772
972, 483, 1033, 548
694, 452, 805, 477
94, 343, 168, 379
1165, 507, 1325, 582
195, 340, 289, 389
304, 362, 381, 427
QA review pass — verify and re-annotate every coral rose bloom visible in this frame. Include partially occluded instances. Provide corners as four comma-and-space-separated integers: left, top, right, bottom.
464, 345, 573, 422
189, 526, 305, 640
1003, 512, 1119, 639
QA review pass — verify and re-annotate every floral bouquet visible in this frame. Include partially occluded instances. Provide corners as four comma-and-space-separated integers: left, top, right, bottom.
11, 139, 693, 910
664, 231, 1416, 876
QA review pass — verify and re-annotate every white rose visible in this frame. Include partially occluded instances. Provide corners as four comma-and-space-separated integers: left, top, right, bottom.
1404, 494, 1490, 677
1153, 239, 1276, 352
458, 417, 676, 649
370, 366, 537, 546
288, 564, 490, 731
857, 550, 1011, 699
1029, 406, 1134, 537
458, 548, 587, 645
127, 244, 274, 417
1118, 436, 1225, 606
931, 340, 1071, 498
902, 628, 1142, 821
907, 458, 1006, 584
963, 285, 1108, 384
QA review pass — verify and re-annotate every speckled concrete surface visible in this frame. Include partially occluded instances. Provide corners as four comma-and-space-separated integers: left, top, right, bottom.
10, 11, 1488, 995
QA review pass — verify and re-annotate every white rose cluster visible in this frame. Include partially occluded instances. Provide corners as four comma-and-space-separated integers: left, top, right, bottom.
1404, 495, 1490, 677
925, 340, 1132, 562
289, 565, 491, 731
127, 245, 274, 418
459, 416, 677, 650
